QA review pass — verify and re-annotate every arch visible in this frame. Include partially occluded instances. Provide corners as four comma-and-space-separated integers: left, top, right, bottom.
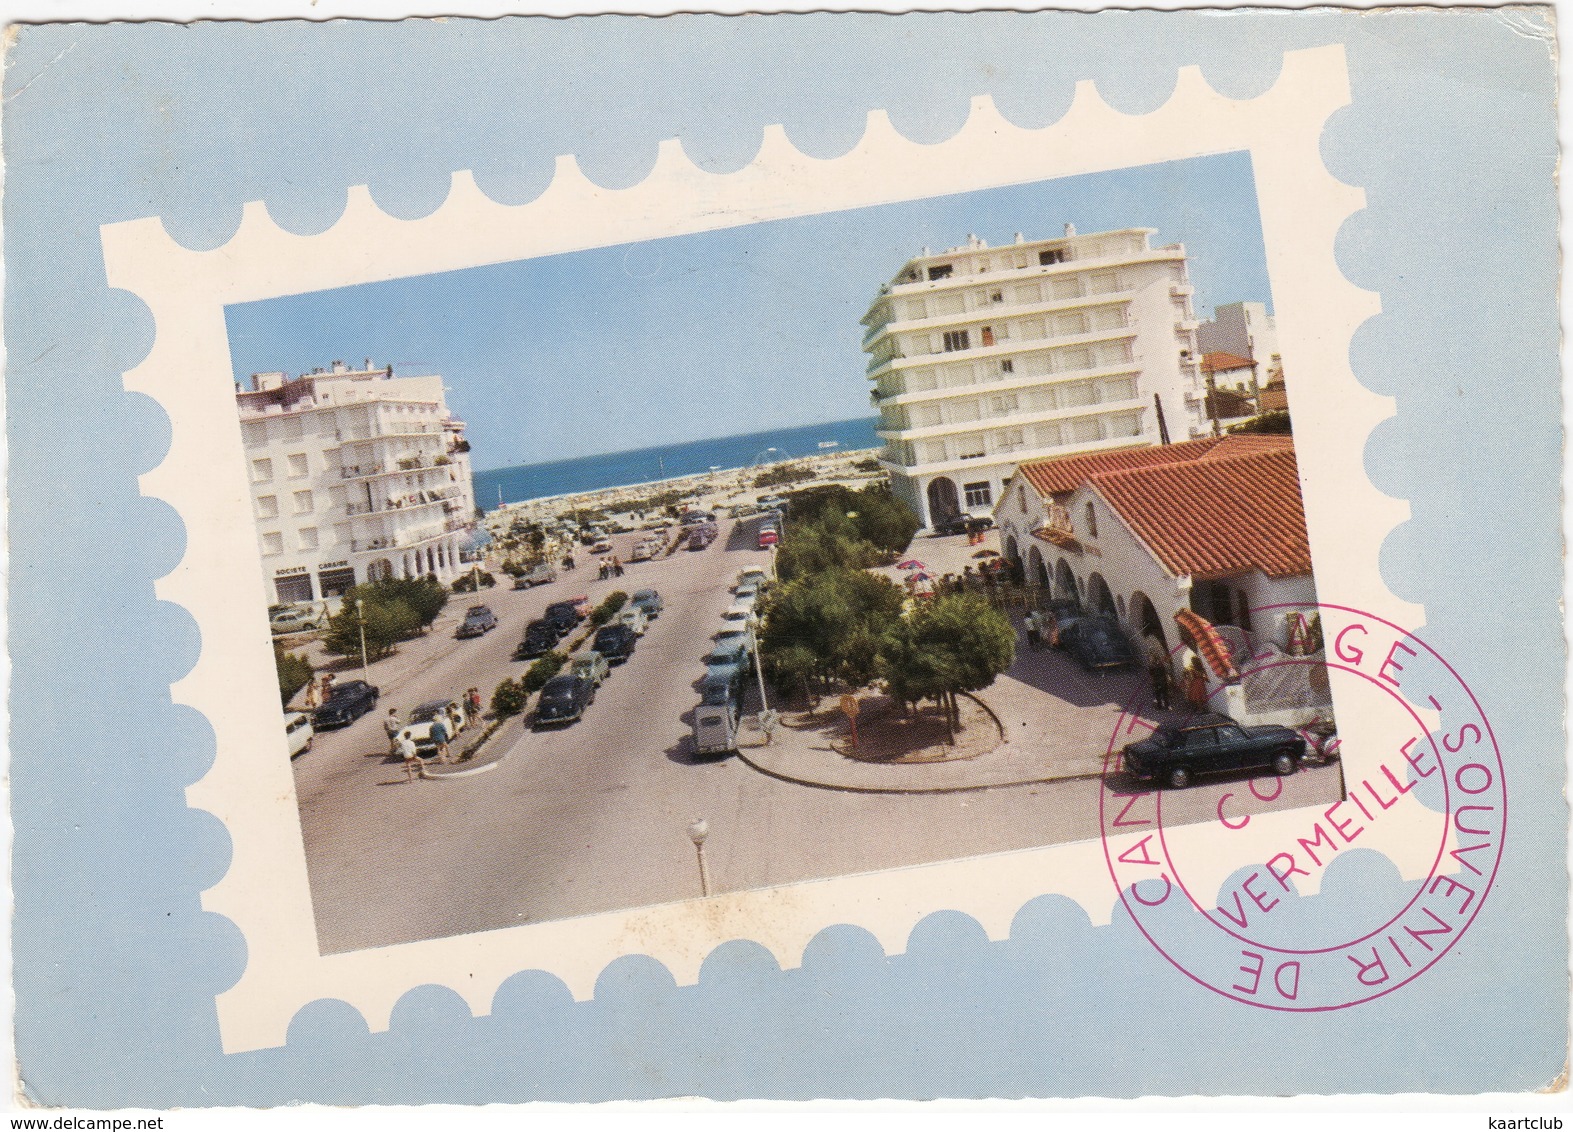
926, 477, 961, 527
1054, 559, 1079, 604
1088, 571, 1116, 617
367, 558, 395, 582
1005, 534, 1020, 566
1027, 546, 1047, 588
1130, 590, 1168, 651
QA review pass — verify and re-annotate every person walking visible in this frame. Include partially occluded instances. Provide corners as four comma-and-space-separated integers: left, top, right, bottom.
397, 732, 423, 783
1024, 610, 1043, 651
1145, 635, 1172, 710
383, 707, 403, 757
1182, 657, 1209, 714
430, 714, 451, 764
467, 687, 482, 719
303, 677, 319, 713
612, 555, 623, 578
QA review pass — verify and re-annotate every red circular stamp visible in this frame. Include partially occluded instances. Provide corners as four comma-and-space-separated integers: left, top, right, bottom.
1099, 603, 1505, 1010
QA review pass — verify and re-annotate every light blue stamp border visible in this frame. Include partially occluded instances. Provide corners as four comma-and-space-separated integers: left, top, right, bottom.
5, 11, 1563, 1104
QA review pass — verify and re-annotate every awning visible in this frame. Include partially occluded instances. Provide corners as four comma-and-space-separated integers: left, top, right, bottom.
1174, 608, 1240, 681
1031, 526, 1081, 552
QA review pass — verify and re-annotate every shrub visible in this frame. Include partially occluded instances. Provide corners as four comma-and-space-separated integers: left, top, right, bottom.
754, 461, 816, 489
853, 457, 881, 473
452, 571, 496, 593
275, 647, 314, 708
491, 677, 529, 718
590, 590, 629, 626
522, 651, 567, 694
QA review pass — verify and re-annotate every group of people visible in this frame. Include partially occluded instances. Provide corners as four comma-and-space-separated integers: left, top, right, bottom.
1020, 609, 1065, 651
384, 687, 486, 783
597, 556, 624, 581
1144, 636, 1209, 713
300, 673, 334, 712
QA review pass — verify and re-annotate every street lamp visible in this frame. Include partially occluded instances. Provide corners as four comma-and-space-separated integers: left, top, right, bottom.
747, 618, 776, 744
686, 818, 711, 897
353, 598, 369, 681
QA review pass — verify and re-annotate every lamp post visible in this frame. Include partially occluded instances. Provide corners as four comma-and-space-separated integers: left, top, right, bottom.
353, 598, 370, 682
686, 818, 711, 897
747, 617, 776, 744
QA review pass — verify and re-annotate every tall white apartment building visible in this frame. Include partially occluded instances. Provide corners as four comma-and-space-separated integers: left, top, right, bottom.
861, 226, 1207, 529
237, 359, 477, 606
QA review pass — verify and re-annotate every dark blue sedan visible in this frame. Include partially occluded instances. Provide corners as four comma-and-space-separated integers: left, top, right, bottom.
312, 679, 380, 729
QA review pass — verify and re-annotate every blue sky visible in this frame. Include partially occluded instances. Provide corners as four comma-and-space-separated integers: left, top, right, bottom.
225, 151, 1271, 472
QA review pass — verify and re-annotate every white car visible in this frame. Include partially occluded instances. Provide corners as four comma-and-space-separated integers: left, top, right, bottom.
735, 567, 769, 591
720, 604, 757, 628
270, 602, 328, 634
617, 605, 650, 636
398, 698, 468, 757
284, 711, 315, 758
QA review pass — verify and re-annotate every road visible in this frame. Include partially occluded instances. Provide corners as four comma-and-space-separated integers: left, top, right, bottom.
292, 517, 1341, 954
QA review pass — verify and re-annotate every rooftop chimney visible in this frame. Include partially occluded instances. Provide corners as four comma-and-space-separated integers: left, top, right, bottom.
1014, 232, 1025, 244
1064, 223, 1076, 238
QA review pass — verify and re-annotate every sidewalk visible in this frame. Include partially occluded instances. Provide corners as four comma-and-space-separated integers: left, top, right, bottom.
736, 633, 1165, 795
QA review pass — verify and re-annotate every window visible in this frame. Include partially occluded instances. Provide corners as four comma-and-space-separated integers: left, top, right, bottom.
255, 495, 278, 519
299, 527, 319, 551
957, 435, 986, 460
989, 393, 1019, 416
927, 264, 953, 281
1084, 502, 1099, 539
261, 531, 284, 556
1000, 359, 1014, 374
251, 457, 273, 483
293, 490, 314, 514
943, 329, 971, 352
1018, 485, 1027, 508
963, 482, 993, 509
287, 452, 309, 478
1039, 248, 1067, 265
990, 290, 1003, 303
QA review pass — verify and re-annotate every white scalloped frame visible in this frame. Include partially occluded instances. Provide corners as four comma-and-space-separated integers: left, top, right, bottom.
102, 44, 1421, 1054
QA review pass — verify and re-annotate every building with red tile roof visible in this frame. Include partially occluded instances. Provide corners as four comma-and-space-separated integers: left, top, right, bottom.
992, 433, 1324, 726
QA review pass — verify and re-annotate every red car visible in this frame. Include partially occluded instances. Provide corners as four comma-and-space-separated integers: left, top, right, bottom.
757, 529, 779, 549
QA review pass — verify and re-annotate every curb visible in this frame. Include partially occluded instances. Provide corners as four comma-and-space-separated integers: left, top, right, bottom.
731, 742, 1104, 795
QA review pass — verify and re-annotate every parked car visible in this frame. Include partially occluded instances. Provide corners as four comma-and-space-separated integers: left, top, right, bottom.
712, 628, 750, 651
1042, 598, 1084, 645
590, 539, 614, 554
757, 528, 780, 549
533, 674, 596, 727
399, 698, 468, 757
592, 623, 638, 664
456, 604, 498, 638
757, 495, 787, 512
686, 524, 718, 551
312, 679, 380, 729
934, 513, 994, 537
1059, 616, 1136, 671
732, 585, 761, 609
512, 562, 558, 589
544, 599, 587, 633
720, 604, 756, 628
703, 636, 753, 672
284, 711, 315, 757
735, 567, 769, 591
630, 588, 664, 618
567, 649, 610, 688
270, 602, 328, 634
617, 605, 650, 636
629, 540, 654, 562
1123, 712, 1308, 789
515, 619, 562, 659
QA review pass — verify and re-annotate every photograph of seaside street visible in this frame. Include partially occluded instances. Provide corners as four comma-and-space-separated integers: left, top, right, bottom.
233, 154, 1346, 954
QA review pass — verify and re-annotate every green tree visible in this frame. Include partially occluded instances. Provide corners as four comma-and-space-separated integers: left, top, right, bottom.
275, 646, 314, 708
322, 597, 419, 662
882, 592, 1015, 742
760, 569, 905, 693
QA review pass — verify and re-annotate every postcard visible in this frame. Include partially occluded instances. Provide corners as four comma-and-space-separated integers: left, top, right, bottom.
5, 8, 1564, 1106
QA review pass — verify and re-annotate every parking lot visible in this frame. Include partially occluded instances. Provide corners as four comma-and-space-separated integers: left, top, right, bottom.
288, 516, 1342, 955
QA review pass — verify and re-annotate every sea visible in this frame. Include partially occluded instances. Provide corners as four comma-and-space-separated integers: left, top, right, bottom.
473, 416, 881, 512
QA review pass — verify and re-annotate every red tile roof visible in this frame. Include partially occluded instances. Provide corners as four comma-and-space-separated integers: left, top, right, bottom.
1017, 438, 1228, 496
1201, 351, 1256, 373
1090, 444, 1309, 578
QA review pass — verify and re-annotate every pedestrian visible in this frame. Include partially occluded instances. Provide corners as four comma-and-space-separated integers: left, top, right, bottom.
430, 714, 451, 764
612, 555, 623, 578
397, 732, 423, 783
303, 678, 319, 713
1182, 657, 1209, 714
382, 707, 402, 757
467, 687, 482, 719
1145, 636, 1172, 710
447, 701, 465, 736
1024, 610, 1042, 651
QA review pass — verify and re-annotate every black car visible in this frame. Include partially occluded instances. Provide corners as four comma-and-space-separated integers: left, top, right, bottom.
1123, 713, 1307, 789
533, 674, 595, 727
1059, 616, 1136, 671
456, 604, 498, 638
514, 620, 562, 660
934, 514, 994, 537
544, 601, 584, 634
312, 679, 380, 729
591, 623, 637, 663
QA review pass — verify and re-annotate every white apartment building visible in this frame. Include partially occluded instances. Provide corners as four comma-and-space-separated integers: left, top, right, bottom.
237, 360, 477, 606
861, 226, 1208, 530
1197, 300, 1278, 369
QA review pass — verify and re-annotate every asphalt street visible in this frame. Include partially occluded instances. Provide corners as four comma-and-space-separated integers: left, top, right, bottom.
291, 518, 1340, 955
